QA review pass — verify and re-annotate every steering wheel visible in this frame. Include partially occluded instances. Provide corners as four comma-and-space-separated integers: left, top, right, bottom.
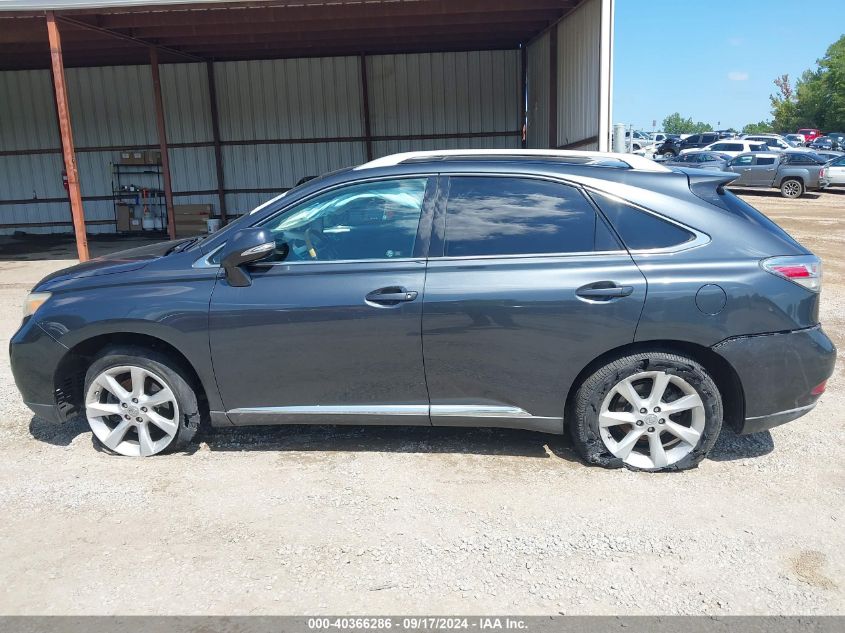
304, 227, 321, 260
303, 227, 339, 261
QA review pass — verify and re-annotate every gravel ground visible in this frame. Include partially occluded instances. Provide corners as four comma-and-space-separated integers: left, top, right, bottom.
0, 190, 843, 615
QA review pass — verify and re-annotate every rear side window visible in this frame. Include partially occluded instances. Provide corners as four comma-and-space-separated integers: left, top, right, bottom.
756, 157, 776, 165
590, 192, 695, 251
443, 177, 619, 257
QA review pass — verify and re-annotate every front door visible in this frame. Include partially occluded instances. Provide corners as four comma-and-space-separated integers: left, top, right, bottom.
421, 175, 647, 433
730, 155, 754, 185
209, 177, 436, 426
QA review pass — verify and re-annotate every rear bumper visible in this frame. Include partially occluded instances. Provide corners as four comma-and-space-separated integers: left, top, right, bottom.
713, 325, 836, 434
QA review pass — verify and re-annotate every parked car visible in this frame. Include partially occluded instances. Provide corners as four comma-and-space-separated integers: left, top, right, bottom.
655, 137, 683, 159
10, 150, 835, 472
684, 139, 768, 157
664, 151, 731, 171
812, 150, 845, 163
715, 130, 738, 139
809, 136, 842, 151
827, 132, 845, 146
744, 135, 793, 152
726, 151, 828, 198
797, 128, 822, 145
656, 132, 720, 158
824, 154, 845, 186
785, 134, 806, 146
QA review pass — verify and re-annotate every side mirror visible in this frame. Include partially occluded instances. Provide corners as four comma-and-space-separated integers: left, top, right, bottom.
220, 227, 275, 287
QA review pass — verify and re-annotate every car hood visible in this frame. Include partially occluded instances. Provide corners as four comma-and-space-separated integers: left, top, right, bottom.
35, 238, 190, 290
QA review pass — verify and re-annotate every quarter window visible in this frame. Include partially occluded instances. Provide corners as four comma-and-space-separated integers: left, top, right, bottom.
258, 178, 428, 262
590, 192, 695, 251
443, 177, 619, 257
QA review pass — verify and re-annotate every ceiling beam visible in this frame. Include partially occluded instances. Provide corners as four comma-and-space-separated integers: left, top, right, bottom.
56, 15, 203, 61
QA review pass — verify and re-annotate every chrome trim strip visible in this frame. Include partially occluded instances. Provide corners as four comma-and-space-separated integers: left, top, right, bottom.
228, 405, 429, 416
745, 404, 816, 421
227, 404, 557, 420
431, 404, 534, 418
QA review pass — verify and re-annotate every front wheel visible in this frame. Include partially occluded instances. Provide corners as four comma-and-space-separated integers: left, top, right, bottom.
83, 347, 200, 456
569, 352, 723, 472
662, 151, 676, 159
780, 178, 804, 198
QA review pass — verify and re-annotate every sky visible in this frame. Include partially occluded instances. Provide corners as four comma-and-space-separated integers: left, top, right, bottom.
612, 0, 845, 131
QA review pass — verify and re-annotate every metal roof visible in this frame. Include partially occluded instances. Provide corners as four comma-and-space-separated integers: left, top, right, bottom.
0, 0, 583, 70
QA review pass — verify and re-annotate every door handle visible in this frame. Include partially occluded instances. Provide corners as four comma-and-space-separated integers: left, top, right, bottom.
576, 284, 634, 300
365, 287, 418, 306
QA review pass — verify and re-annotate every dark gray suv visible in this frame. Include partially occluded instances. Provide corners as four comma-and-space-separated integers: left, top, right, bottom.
10, 150, 835, 471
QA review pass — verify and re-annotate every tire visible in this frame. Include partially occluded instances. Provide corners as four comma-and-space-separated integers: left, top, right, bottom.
662, 151, 676, 159
569, 352, 723, 472
780, 178, 804, 199
83, 346, 200, 456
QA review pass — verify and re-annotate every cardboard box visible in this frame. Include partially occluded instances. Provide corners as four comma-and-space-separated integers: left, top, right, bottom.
115, 203, 133, 232
144, 149, 162, 165
119, 150, 145, 165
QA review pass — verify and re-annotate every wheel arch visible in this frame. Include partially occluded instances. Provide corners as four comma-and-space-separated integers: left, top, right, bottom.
54, 332, 211, 422
564, 339, 745, 433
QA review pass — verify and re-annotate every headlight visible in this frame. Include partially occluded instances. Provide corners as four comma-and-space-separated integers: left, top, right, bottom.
23, 291, 51, 319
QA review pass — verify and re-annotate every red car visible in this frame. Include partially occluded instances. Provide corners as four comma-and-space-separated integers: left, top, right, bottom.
798, 128, 822, 144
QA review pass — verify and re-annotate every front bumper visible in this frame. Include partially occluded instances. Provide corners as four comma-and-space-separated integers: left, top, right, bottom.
9, 317, 69, 423
713, 325, 836, 434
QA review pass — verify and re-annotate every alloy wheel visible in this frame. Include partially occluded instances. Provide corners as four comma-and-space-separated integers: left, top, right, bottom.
85, 365, 180, 457
782, 180, 802, 198
598, 370, 705, 469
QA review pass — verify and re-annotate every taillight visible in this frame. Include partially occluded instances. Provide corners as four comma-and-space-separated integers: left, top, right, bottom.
811, 380, 827, 396
762, 255, 822, 291
820, 167, 826, 179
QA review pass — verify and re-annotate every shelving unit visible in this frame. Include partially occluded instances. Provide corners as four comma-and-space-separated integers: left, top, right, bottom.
111, 163, 168, 233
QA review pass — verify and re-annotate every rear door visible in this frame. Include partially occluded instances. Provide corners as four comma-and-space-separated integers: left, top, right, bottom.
749, 155, 778, 185
420, 175, 647, 432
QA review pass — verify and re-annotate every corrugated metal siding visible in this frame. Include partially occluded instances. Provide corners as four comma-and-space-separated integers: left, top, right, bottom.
368, 51, 520, 137
526, 33, 550, 149
214, 57, 364, 142
65, 65, 158, 147
372, 135, 520, 159
0, 70, 57, 151
160, 63, 212, 144
557, 0, 601, 149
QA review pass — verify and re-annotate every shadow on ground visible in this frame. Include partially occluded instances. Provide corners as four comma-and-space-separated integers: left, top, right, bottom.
29, 414, 774, 465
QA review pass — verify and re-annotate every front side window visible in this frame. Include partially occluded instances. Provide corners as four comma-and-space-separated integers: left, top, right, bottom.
443, 177, 619, 257
731, 155, 754, 166
259, 178, 428, 262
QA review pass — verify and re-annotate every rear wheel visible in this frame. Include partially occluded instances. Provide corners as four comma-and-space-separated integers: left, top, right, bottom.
83, 347, 200, 456
780, 178, 804, 198
662, 151, 676, 159
569, 352, 723, 472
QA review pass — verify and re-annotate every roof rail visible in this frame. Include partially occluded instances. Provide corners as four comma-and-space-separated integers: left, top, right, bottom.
354, 149, 670, 172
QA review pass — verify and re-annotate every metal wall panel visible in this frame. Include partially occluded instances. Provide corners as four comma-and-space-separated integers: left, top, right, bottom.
526, 33, 550, 149
367, 51, 520, 137
557, 0, 601, 149
372, 135, 520, 159
0, 69, 57, 151
65, 65, 158, 147
160, 62, 213, 144
214, 57, 364, 142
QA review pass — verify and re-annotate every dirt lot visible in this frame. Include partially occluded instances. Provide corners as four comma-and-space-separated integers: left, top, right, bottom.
0, 190, 843, 615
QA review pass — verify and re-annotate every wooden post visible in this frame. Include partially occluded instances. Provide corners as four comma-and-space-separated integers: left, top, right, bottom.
206, 61, 227, 224
360, 54, 373, 161
549, 23, 558, 150
46, 12, 89, 262
149, 46, 176, 240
